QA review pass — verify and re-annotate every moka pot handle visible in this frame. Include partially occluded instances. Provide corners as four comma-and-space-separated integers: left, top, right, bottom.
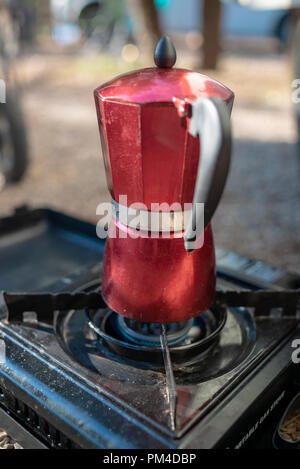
180, 97, 232, 253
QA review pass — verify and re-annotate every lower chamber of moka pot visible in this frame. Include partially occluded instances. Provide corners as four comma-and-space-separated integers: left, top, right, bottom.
101, 217, 216, 323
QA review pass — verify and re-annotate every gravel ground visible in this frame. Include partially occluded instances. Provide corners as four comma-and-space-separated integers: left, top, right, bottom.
0, 47, 299, 274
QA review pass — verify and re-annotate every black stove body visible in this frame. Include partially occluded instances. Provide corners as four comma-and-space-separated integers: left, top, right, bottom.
0, 207, 299, 449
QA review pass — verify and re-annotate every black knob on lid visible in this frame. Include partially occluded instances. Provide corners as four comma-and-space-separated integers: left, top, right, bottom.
154, 36, 176, 69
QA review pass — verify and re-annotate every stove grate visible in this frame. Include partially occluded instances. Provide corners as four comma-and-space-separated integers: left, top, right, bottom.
2, 289, 299, 323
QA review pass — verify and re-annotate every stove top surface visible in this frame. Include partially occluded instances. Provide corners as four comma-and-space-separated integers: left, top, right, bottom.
0, 208, 299, 449
0, 264, 299, 448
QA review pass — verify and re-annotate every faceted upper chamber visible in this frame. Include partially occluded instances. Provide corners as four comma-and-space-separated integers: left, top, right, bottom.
94, 68, 234, 210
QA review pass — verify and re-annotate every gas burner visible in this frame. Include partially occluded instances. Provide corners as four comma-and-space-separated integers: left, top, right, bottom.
86, 302, 227, 368
114, 315, 195, 346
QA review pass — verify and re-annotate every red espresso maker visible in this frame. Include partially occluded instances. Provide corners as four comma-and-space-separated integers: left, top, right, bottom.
94, 37, 234, 323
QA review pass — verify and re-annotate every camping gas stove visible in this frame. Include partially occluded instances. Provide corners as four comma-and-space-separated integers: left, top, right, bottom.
0, 207, 299, 449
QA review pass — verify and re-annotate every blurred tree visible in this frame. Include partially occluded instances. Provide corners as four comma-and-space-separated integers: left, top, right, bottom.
36, 0, 51, 24
202, 0, 222, 69
9, 0, 39, 44
0, 1, 18, 60
126, 0, 162, 58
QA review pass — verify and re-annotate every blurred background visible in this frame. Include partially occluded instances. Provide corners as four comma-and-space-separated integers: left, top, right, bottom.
0, 0, 299, 273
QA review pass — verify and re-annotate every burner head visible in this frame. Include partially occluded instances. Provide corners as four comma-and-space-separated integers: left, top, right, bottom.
86, 304, 227, 369
115, 316, 195, 346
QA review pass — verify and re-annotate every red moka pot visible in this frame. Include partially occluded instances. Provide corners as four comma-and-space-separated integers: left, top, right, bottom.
94, 37, 234, 323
